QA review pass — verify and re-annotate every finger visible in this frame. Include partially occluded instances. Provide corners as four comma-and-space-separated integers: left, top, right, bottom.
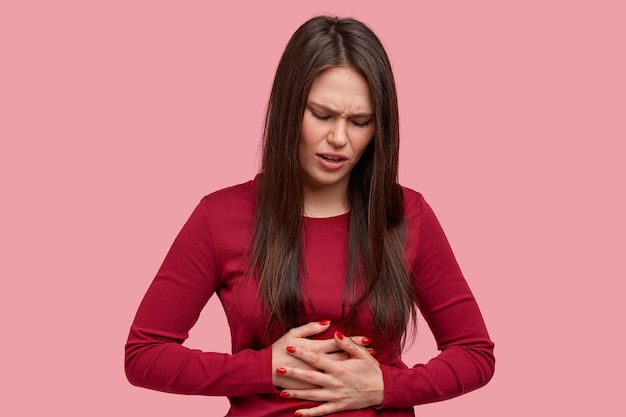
303, 337, 340, 354
294, 401, 343, 417
326, 351, 351, 361
277, 364, 334, 387
334, 331, 369, 359
346, 335, 371, 347
285, 345, 340, 375
288, 320, 332, 338
311, 335, 368, 354
282, 387, 332, 403
274, 374, 318, 390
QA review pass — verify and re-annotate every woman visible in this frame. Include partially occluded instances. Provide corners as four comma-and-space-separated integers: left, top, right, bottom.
125, 16, 495, 416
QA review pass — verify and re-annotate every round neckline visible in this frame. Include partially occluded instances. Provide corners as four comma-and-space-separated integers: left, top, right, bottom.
303, 211, 350, 223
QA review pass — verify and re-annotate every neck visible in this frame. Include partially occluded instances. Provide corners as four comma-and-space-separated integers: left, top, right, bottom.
302, 182, 349, 218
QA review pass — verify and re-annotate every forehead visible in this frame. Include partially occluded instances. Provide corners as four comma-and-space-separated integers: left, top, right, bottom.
307, 67, 372, 113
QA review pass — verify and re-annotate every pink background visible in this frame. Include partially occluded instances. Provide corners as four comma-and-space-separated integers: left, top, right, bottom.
2, 1, 624, 415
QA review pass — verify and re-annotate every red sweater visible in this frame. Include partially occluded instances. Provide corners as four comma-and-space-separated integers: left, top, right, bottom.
125, 177, 495, 416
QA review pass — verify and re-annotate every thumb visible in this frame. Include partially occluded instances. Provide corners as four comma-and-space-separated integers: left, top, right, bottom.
288, 320, 332, 338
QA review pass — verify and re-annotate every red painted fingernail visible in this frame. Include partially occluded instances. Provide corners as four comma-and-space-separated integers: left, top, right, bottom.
280, 391, 290, 398
369, 349, 377, 356
335, 331, 344, 340
286, 346, 296, 353
362, 337, 371, 345
320, 319, 331, 326
294, 412, 302, 417
276, 367, 286, 374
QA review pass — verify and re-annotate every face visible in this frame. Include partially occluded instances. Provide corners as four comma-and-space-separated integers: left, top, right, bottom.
298, 66, 375, 196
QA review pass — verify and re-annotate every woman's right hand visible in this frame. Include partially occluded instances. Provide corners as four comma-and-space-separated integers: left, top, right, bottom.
271, 321, 371, 390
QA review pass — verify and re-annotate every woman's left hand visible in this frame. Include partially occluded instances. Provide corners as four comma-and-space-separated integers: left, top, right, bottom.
277, 331, 384, 416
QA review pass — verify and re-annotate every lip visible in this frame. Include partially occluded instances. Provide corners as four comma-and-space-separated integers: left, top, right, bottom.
316, 153, 348, 169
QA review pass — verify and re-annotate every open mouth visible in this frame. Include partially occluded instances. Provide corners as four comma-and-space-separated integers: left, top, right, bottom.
319, 154, 347, 162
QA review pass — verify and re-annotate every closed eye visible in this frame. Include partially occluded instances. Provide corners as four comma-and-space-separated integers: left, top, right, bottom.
311, 111, 330, 121
351, 120, 371, 128
311, 110, 371, 127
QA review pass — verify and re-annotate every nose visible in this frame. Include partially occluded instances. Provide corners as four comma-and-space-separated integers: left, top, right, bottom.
327, 118, 348, 147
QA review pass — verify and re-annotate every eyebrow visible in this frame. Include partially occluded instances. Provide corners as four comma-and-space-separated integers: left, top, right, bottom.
307, 101, 373, 118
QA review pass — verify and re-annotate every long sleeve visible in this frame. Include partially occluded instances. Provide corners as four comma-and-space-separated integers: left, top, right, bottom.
124, 188, 276, 397
125, 180, 493, 415
379, 191, 495, 408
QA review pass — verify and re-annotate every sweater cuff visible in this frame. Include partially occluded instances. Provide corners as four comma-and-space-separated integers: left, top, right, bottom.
246, 345, 277, 394
378, 364, 394, 408
260, 345, 279, 394
212, 346, 277, 396
377, 363, 412, 409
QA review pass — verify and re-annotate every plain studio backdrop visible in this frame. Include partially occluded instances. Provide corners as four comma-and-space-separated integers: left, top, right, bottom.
1, 1, 624, 415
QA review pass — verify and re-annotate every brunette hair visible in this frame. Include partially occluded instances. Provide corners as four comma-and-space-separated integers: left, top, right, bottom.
249, 16, 416, 354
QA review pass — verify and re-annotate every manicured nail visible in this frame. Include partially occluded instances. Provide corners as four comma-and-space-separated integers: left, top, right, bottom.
280, 391, 290, 398
294, 412, 302, 417
320, 319, 331, 326
335, 331, 344, 340
286, 346, 296, 353
362, 337, 371, 345
369, 349, 377, 356
276, 367, 286, 374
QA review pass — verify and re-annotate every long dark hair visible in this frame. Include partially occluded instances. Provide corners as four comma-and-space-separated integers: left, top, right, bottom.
249, 16, 416, 354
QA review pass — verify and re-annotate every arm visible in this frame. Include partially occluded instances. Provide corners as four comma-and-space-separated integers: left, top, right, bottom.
124, 198, 276, 397
378, 193, 495, 408
279, 193, 495, 413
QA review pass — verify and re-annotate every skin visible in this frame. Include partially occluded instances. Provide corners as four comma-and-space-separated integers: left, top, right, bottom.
270, 67, 384, 415
298, 66, 376, 217
271, 322, 384, 416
